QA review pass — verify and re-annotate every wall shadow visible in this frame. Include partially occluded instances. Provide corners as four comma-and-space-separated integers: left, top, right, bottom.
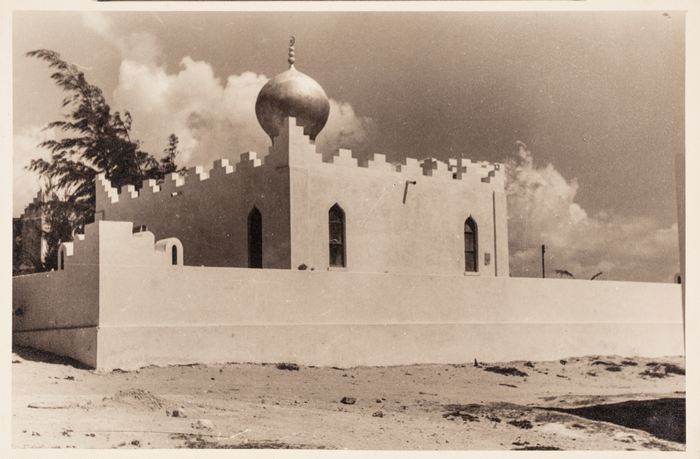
12, 343, 92, 370
544, 398, 685, 444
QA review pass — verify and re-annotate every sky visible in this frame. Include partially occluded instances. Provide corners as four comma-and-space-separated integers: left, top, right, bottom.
11, 7, 687, 283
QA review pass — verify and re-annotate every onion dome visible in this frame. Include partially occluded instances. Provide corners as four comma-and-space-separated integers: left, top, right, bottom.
255, 37, 330, 142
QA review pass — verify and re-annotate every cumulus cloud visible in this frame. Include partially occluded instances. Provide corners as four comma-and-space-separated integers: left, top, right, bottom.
114, 57, 270, 167
114, 56, 376, 169
316, 100, 378, 161
84, 13, 376, 171
16, 14, 376, 217
506, 142, 680, 283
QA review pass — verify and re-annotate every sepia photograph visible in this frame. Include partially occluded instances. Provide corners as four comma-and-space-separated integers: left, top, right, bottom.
7, 1, 695, 452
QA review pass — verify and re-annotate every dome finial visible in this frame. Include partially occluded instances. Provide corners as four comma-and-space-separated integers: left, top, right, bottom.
255, 36, 330, 142
288, 36, 296, 66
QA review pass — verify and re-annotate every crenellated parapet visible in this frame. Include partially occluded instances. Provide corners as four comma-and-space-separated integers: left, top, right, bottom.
95, 151, 266, 211
96, 116, 504, 211
58, 220, 183, 270
17, 191, 47, 222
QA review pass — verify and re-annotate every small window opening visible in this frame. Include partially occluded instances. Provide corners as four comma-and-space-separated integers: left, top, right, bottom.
171, 245, 177, 265
248, 207, 263, 269
132, 224, 147, 233
329, 204, 346, 268
464, 217, 478, 272
60, 250, 64, 270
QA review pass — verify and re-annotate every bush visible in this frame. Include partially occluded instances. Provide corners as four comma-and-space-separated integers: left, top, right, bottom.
483, 366, 528, 377
508, 419, 533, 429
276, 363, 300, 371
663, 364, 685, 376
640, 369, 666, 378
640, 363, 685, 378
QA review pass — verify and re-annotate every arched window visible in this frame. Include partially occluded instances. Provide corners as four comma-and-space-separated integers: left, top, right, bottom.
60, 250, 64, 270
329, 204, 346, 268
464, 217, 478, 272
248, 206, 263, 269
171, 245, 178, 265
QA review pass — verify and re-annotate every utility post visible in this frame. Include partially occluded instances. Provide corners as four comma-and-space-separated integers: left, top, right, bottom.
541, 244, 546, 278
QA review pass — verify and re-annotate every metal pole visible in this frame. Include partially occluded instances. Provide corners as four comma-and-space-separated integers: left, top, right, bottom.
541, 244, 545, 278
492, 192, 497, 277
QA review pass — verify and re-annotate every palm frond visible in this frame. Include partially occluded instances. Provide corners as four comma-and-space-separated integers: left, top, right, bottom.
555, 269, 575, 279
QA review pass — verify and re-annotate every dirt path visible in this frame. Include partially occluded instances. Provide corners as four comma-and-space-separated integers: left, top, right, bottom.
12, 346, 685, 450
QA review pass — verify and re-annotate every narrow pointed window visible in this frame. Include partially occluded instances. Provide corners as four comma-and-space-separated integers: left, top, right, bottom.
172, 245, 178, 265
329, 204, 346, 268
248, 207, 263, 269
464, 217, 478, 272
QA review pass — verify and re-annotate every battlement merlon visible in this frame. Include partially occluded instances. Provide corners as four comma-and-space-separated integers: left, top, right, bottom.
96, 173, 119, 213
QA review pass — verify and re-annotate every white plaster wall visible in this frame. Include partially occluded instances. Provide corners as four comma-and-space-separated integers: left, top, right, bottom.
97, 158, 292, 269
95, 118, 509, 276
12, 266, 99, 366
94, 265, 683, 371
14, 248, 682, 371
12, 266, 99, 332
13, 328, 98, 369
11, 220, 183, 365
96, 323, 682, 372
282, 118, 508, 276
98, 267, 682, 327
291, 160, 507, 275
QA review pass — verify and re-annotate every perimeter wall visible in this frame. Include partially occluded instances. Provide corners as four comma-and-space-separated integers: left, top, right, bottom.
13, 220, 684, 371
93, 265, 683, 371
12, 264, 99, 367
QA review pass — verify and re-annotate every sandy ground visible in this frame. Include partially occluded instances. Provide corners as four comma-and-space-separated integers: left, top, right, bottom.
12, 345, 685, 451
